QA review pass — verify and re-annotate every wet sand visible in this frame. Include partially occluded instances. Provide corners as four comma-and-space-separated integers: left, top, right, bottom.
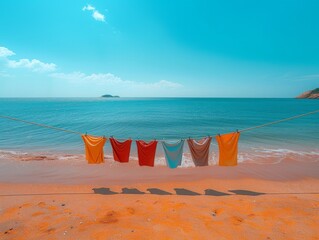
0, 155, 319, 239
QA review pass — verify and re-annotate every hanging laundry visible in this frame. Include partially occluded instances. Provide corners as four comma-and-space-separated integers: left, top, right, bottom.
216, 132, 240, 166
110, 137, 132, 163
82, 135, 107, 164
136, 140, 158, 167
162, 140, 184, 168
187, 137, 212, 166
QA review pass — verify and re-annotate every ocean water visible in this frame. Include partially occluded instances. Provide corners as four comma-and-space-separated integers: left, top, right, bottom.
0, 98, 318, 166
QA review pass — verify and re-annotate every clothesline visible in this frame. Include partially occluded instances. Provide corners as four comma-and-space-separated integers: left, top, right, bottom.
0, 109, 318, 141
0, 115, 82, 135
239, 109, 319, 133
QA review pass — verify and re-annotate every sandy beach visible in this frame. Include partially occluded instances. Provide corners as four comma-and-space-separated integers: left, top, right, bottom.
1, 0, 319, 238
1, 154, 319, 240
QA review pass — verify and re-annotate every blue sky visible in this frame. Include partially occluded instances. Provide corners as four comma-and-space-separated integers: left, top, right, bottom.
0, 0, 318, 97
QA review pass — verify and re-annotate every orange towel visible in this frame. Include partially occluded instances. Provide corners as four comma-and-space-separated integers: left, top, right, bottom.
216, 132, 240, 166
82, 135, 107, 164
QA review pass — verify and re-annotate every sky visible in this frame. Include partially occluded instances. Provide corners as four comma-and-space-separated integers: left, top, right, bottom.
0, 0, 319, 97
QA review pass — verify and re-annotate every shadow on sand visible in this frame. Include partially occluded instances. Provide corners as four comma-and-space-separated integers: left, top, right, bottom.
90, 188, 288, 197
0, 188, 318, 197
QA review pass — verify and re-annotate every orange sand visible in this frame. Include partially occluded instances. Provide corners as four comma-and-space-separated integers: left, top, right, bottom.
1, 178, 319, 239
0, 155, 319, 239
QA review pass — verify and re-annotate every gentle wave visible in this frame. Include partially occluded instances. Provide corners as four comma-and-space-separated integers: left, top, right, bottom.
1, 147, 318, 167
239, 148, 319, 164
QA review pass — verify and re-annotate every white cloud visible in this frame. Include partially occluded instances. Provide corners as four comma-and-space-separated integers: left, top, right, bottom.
82, 4, 105, 22
8, 59, 56, 72
0, 45, 57, 73
0, 47, 15, 57
50, 71, 183, 89
295, 74, 319, 81
0, 46, 183, 93
82, 4, 95, 11
92, 11, 105, 22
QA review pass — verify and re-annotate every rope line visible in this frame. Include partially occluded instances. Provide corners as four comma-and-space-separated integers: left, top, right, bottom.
239, 109, 319, 133
0, 115, 82, 135
0, 109, 318, 141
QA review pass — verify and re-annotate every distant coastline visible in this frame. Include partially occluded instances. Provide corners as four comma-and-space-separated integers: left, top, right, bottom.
101, 94, 120, 98
296, 88, 319, 99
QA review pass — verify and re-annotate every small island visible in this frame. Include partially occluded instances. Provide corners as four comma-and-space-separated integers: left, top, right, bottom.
296, 88, 319, 99
101, 94, 120, 98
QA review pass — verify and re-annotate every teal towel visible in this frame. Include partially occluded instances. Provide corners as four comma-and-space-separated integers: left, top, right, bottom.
162, 140, 184, 168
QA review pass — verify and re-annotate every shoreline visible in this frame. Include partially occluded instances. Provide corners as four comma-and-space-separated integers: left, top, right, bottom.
0, 150, 319, 185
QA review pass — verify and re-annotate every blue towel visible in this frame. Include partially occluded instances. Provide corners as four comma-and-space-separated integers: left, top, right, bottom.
162, 140, 184, 168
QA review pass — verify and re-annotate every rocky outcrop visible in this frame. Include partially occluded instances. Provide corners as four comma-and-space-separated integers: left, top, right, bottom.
296, 88, 319, 99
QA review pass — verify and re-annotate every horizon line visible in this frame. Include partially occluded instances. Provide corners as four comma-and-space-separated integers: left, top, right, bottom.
0, 96, 299, 99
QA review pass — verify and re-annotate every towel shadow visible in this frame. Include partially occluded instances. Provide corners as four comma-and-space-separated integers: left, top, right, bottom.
92, 188, 118, 195
1, 189, 318, 197
147, 188, 172, 195
122, 188, 145, 194
174, 188, 201, 196
229, 190, 265, 196
205, 189, 230, 196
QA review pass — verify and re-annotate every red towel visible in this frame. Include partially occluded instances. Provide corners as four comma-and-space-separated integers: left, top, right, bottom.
110, 137, 132, 163
136, 140, 158, 167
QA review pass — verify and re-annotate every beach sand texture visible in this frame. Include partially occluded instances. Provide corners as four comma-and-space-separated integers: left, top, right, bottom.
1, 156, 319, 240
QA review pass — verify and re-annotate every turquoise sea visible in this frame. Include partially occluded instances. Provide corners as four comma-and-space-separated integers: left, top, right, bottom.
0, 98, 318, 166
